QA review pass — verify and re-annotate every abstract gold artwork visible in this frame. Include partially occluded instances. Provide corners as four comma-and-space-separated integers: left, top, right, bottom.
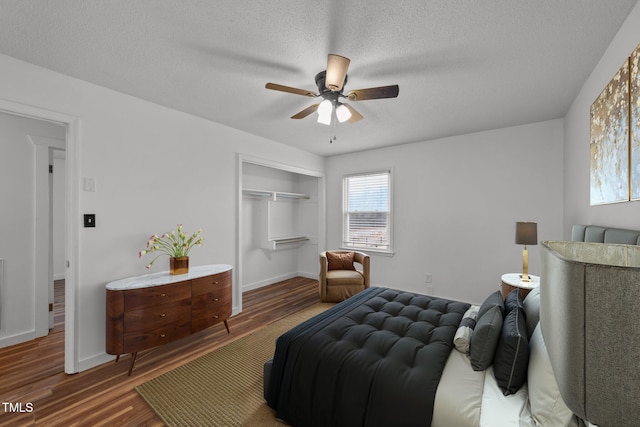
590, 58, 629, 205
631, 42, 640, 200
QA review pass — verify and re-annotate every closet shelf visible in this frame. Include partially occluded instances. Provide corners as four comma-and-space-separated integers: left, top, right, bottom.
242, 188, 310, 200
272, 236, 309, 244
262, 236, 309, 250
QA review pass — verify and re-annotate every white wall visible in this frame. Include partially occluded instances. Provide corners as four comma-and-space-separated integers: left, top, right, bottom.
564, 1, 640, 234
326, 120, 564, 305
0, 112, 66, 344
0, 53, 324, 371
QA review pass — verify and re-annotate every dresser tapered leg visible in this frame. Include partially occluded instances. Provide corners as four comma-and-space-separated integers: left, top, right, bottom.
128, 352, 138, 376
224, 320, 230, 334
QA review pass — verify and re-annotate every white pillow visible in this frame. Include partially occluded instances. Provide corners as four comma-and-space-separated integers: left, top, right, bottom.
454, 305, 479, 354
528, 324, 577, 426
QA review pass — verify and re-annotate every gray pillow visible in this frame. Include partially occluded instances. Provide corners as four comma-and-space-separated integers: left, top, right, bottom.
493, 307, 529, 395
470, 291, 505, 371
477, 290, 504, 319
505, 288, 524, 313
523, 287, 540, 339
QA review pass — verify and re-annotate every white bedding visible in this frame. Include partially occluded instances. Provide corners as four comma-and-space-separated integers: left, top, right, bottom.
479, 366, 532, 426
433, 348, 533, 427
433, 288, 580, 427
432, 349, 483, 426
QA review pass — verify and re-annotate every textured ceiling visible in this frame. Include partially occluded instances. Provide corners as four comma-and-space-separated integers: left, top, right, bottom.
0, 0, 637, 156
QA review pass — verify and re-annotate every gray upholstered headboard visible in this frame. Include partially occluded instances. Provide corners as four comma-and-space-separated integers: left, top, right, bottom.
542, 225, 640, 426
571, 224, 640, 245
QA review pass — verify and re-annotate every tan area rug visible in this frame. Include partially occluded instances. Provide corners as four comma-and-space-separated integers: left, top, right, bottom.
135, 303, 332, 426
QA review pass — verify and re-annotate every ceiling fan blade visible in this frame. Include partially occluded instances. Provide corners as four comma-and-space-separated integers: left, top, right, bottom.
343, 103, 364, 123
325, 54, 350, 92
265, 83, 317, 97
291, 104, 319, 119
346, 85, 399, 101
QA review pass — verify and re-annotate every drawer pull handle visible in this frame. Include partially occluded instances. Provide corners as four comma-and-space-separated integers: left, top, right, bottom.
160, 293, 166, 297
160, 334, 166, 338
213, 315, 219, 319
160, 313, 166, 317
212, 281, 219, 285
214, 298, 219, 302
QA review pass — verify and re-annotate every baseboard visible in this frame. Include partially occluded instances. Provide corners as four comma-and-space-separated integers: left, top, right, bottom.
242, 272, 298, 292
78, 352, 118, 373
0, 330, 37, 349
297, 271, 317, 280
242, 270, 318, 293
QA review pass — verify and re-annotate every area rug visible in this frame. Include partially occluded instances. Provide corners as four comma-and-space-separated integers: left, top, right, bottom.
135, 303, 332, 426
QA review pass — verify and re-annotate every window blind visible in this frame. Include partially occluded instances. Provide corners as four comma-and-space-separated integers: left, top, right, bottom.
342, 171, 391, 251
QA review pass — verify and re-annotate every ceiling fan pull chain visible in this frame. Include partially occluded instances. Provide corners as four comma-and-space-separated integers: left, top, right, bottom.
330, 111, 337, 143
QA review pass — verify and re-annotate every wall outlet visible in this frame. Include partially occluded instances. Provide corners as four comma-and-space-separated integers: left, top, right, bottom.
425, 273, 432, 283
426, 286, 435, 295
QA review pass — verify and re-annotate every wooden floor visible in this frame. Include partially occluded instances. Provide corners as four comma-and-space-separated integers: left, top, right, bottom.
0, 276, 319, 426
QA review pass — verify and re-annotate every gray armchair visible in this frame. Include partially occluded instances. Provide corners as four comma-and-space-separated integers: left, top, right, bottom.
319, 250, 370, 302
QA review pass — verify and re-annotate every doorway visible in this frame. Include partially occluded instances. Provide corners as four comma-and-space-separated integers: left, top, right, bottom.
0, 100, 80, 374
0, 112, 64, 343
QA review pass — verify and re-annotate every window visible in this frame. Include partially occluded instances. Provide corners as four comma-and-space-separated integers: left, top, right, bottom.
342, 170, 392, 252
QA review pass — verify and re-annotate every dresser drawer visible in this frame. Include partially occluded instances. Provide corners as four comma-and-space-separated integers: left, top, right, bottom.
124, 299, 191, 333
192, 270, 231, 296
191, 286, 231, 309
192, 301, 232, 332
123, 320, 191, 353
124, 281, 191, 311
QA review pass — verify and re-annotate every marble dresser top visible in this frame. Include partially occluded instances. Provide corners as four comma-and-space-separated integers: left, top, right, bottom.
106, 264, 232, 290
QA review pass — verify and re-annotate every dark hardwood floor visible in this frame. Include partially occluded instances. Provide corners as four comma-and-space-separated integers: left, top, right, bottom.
0, 276, 319, 426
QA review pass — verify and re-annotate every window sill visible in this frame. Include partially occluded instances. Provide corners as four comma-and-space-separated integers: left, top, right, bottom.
340, 247, 395, 257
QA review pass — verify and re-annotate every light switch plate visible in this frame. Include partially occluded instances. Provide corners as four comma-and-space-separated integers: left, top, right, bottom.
84, 214, 96, 228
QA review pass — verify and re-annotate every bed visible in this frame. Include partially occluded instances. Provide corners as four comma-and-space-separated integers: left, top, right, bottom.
263, 225, 638, 426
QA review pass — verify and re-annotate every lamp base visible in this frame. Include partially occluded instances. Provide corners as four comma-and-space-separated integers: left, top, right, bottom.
521, 246, 531, 283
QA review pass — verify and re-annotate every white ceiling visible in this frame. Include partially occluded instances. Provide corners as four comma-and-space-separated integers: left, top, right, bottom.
0, 1, 637, 156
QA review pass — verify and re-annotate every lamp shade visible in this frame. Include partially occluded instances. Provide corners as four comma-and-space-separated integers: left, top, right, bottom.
515, 222, 537, 245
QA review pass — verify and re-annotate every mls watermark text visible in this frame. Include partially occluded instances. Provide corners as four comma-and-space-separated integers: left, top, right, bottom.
2, 402, 34, 413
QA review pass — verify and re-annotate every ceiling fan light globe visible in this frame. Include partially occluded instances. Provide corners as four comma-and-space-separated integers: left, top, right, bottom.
336, 104, 352, 123
317, 99, 333, 116
317, 112, 331, 125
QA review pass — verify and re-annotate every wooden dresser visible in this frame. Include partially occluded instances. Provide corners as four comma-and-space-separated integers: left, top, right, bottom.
106, 264, 232, 375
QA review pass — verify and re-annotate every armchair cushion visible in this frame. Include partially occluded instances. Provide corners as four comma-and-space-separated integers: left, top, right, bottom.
326, 270, 364, 286
326, 251, 356, 271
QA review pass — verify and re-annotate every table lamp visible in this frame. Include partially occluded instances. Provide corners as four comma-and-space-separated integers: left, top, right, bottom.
515, 221, 537, 282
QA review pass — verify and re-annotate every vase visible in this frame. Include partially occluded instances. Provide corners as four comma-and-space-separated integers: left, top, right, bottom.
170, 256, 189, 275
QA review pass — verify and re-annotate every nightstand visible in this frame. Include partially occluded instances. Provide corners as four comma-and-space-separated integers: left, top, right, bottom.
501, 273, 540, 299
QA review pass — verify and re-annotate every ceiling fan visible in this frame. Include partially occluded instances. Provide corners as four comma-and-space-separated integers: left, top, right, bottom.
265, 54, 399, 125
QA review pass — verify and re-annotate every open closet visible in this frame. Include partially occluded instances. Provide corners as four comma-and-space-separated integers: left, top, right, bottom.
239, 158, 324, 294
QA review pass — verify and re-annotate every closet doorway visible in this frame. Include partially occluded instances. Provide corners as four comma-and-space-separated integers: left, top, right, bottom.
236, 155, 324, 314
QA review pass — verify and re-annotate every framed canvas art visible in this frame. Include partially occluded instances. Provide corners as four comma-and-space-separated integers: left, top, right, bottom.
590, 58, 630, 205
631, 43, 640, 200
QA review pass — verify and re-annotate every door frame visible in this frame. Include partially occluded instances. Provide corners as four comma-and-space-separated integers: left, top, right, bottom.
0, 98, 81, 374
30, 136, 65, 337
